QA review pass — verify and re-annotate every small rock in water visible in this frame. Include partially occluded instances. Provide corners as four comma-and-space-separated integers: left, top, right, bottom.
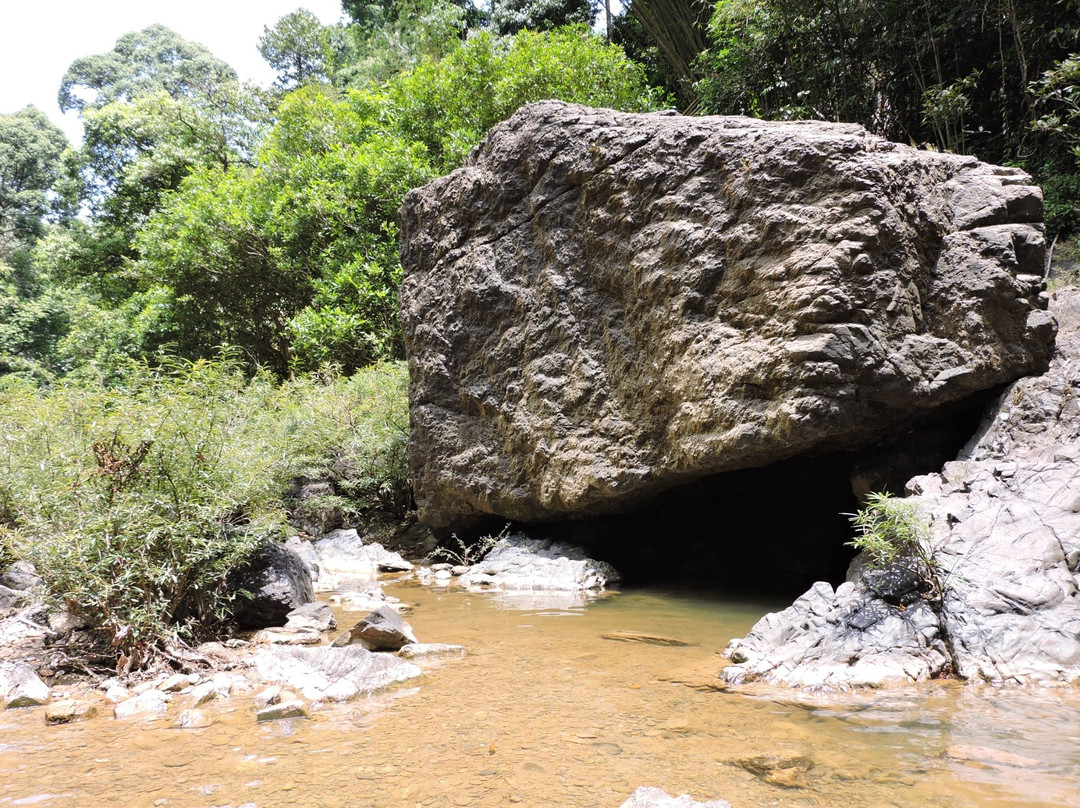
0, 662, 50, 709
620, 787, 732, 807
253, 686, 282, 709
159, 673, 189, 693
331, 605, 417, 651
285, 600, 337, 632
172, 708, 215, 729
733, 755, 814, 788
252, 626, 322, 645
601, 631, 696, 647
256, 699, 309, 723
188, 681, 218, 707
399, 643, 466, 659
114, 690, 169, 719
104, 685, 130, 703
45, 699, 98, 724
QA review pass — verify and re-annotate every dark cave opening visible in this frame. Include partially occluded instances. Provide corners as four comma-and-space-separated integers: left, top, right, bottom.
522, 393, 997, 600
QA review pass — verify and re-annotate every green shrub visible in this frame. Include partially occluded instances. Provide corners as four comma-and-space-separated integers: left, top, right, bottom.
0, 359, 292, 662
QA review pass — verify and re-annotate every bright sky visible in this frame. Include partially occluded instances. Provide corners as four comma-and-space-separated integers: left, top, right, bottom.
0, 0, 345, 144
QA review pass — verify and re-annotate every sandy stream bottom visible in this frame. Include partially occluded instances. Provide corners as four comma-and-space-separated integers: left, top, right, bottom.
2, 581, 1079, 808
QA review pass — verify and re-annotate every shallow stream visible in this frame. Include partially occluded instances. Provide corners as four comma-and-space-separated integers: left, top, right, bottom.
2, 580, 1079, 808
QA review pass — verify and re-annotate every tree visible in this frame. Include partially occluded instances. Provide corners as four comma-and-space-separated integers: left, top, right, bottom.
259, 9, 337, 89
0, 106, 69, 256
388, 26, 664, 170
623, 0, 710, 110
58, 24, 236, 113
491, 0, 596, 35
135, 87, 433, 374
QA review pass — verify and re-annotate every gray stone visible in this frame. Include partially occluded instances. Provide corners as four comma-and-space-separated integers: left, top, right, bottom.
457, 536, 619, 592
227, 540, 315, 630
620, 787, 731, 808
721, 288, 1080, 687
0, 584, 24, 611
255, 699, 308, 722
0, 561, 41, 592
0, 663, 51, 708
331, 605, 417, 651
113, 689, 169, 719
285, 600, 337, 632
253, 644, 421, 701
314, 529, 414, 580
251, 626, 322, 645
172, 708, 214, 729
401, 101, 1053, 535
187, 681, 218, 707
399, 643, 466, 659
45, 699, 98, 724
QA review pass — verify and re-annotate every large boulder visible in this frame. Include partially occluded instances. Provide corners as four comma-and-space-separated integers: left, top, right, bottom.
721, 289, 1080, 687
400, 101, 1055, 534
228, 540, 315, 630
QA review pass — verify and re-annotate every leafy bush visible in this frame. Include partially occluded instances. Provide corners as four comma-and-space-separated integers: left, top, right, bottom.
0, 360, 289, 663
0, 358, 411, 665
847, 491, 950, 604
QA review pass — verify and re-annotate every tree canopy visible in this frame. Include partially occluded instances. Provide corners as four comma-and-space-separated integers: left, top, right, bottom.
0, 106, 69, 255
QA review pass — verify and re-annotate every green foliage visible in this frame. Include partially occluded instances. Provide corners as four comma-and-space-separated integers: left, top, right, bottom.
428, 524, 510, 566
699, 0, 1080, 166
259, 9, 338, 89
0, 359, 287, 658
0, 106, 69, 256
58, 24, 237, 113
492, 0, 595, 36
135, 86, 433, 375
847, 492, 928, 568
389, 26, 664, 170
0, 359, 411, 661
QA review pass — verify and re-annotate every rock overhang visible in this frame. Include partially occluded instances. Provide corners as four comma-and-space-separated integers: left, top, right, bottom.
399, 101, 1056, 535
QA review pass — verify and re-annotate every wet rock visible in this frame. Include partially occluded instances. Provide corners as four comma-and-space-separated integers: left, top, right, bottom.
601, 632, 695, 647
734, 755, 814, 788
401, 101, 1053, 535
253, 644, 421, 701
457, 536, 619, 592
620, 787, 731, 808
862, 565, 925, 606
252, 685, 282, 709
255, 699, 309, 723
228, 539, 315, 630
45, 699, 98, 724
331, 605, 417, 651
285, 601, 337, 632
314, 529, 414, 581
172, 708, 215, 729
114, 689, 169, 719
188, 681, 218, 707
723, 289, 1080, 687
328, 587, 407, 614
399, 643, 467, 659
0, 662, 50, 708
252, 626, 322, 646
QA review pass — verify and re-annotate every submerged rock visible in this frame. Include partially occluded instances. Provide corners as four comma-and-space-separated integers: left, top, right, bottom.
457, 536, 619, 592
620, 787, 731, 808
401, 101, 1053, 534
113, 689, 169, 719
253, 644, 421, 701
722, 289, 1080, 688
45, 699, 99, 725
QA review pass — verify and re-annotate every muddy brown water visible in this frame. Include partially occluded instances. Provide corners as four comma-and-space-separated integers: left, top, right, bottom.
2, 579, 1079, 808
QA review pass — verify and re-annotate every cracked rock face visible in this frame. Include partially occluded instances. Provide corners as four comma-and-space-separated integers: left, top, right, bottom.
400, 101, 1055, 533
721, 288, 1080, 688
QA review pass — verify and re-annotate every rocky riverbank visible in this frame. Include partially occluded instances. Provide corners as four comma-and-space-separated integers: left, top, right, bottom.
721, 287, 1080, 688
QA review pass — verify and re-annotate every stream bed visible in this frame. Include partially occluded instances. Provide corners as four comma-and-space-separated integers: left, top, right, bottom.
2, 579, 1079, 808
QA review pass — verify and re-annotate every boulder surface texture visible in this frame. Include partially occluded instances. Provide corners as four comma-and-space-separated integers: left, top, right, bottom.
400, 101, 1055, 534
721, 288, 1080, 687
